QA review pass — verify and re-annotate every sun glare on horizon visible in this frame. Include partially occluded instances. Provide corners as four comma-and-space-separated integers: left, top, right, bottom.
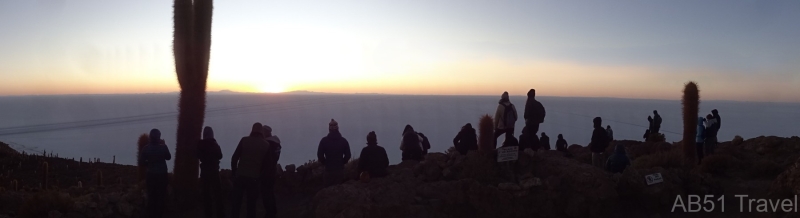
259, 83, 286, 93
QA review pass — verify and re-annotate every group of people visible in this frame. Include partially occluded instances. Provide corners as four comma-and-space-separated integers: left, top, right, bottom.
137, 89, 724, 218
643, 110, 663, 140
696, 109, 722, 163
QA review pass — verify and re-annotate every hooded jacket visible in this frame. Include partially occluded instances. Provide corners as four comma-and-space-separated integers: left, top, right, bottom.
524, 89, 546, 124
317, 130, 352, 171
494, 97, 518, 130
453, 124, 478, 155
605, 145, 630, 173
198, 126, 222, 172
696, 117, 706, 143
231, 124, 271, 178
140, 129, 172, 174
590, 118, 610, 153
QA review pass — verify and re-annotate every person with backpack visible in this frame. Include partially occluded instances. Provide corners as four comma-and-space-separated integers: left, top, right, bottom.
317, 119, 352, 187
605, 144, 631, 173
652, 110, 662, 135
494, 91, 518, 147
540, 132, 551, 150
198, 126, 223, 218
358, 131, 390, 178
453, 123, 478, 155
230, 123, 271, 218
606, 125, 614, 141
696, 117, 706, 164
261, 125, 281, 218
590, 117, 610, 168
704, 114, 718, 156
400, 125, 425, 161
418, 132, 431, 156
524, 89, 546, 135
140, 129, 171, 218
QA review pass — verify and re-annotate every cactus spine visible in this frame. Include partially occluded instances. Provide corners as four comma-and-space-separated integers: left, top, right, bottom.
682, 82, 699, 162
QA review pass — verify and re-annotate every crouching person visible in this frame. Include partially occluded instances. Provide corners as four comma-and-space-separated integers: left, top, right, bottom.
358, 131, 390, 179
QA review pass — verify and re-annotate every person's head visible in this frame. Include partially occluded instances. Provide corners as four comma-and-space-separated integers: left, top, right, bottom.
614, 144, 626, 154
463, 123, 473, 130
607, 125, 611, 129
403, 124, 414, 135
521, 126, 528, 135
251, 122, 263, 137
706, 114, 714, 120
329, 119, 339, 132
541, 132, 546, 137
367, 131, 378, 146
593, 117, 602, 128
501, 91, 509, 102
653, 110, 658, 115
202, 126, 214, 140
712, 109, 719, 115
698, 117, 705, 124
527, 89, 536, 98
149, 128, 161, 144
262, 125, 273, 137
558, 134, 563, 139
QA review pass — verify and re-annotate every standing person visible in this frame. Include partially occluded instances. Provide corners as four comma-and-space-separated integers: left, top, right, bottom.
524, 89, 546, 135
453, 123, 478, 155
704, 114, 718, 156
695, 117, 706, 164
606, 125, 614, 141
261, 125, 282, 218
605, 145, 631, 173
198, 126, 224, 218
400, 125, 424, 161
540, 132, 551, 150
646, 116, 653, 138
590, 117, 610, 168
358, 131, 390, 178
230, 123, 271, 218
652, 110, 662, 135
494, 91, 518, 147
712, 109, 721, 130
317, 119, 352, 187
140, 129, 171, 218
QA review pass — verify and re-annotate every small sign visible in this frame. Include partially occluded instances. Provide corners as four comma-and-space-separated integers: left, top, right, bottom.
497, 146, 519, 162
645, 173, 664, 185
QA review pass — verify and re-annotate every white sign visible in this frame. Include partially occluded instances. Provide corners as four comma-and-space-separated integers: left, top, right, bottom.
645, 173, 664, 185
497, 146, 519, 162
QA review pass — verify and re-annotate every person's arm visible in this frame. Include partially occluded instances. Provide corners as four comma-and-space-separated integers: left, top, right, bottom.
317, 138, 326, 164
494, 105, 502, 128
343, 139, 351, 163
513, 105, 518, 122
163, 144, 172, 161
231, 138, 244, 174
213, 141, 223, 161
540, 103, 546, 123
379, 148, 389, 168
453, 132, 461, 148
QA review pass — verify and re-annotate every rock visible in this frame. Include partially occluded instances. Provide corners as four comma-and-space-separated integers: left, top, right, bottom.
286, 164, 296, 173
497, 182, 521, 191
520, 177, 542, 189
414, 161, 442, 182
732, 135, 744, 146
47, 210, 62, 218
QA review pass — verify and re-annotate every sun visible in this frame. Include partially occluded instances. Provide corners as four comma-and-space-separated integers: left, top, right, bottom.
259, 83, 286, 93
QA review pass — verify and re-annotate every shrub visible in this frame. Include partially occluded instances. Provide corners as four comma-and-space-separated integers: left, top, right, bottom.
18, 191, 73, 218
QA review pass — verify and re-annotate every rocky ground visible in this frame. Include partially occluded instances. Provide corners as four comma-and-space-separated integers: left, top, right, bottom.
1, 135, 800, 218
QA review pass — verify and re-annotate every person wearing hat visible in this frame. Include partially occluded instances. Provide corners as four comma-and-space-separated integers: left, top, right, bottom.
494, 91, 518, 147
261, 125, 281, 218
317, 119, 352, 187
230, 123, 271, 218
358, 131, 389, 178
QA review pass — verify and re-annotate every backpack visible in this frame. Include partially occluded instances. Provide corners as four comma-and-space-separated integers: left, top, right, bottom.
418, 133, 431, 151
503, 104, 516, 128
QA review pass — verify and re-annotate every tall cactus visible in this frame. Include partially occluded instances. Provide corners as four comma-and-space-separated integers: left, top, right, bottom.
42, 162, 49, 190
682, 82, 699, 162
478, 114, 495, 153
173, 0, 213, 209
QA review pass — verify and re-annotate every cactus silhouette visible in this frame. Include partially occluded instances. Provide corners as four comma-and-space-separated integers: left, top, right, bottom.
682, 82, 699, 162
137, 133, 149, 182
96, 170, 103, 187
42, 162, 49, 190
172, 0, 214, 208
478, 114, 495, 153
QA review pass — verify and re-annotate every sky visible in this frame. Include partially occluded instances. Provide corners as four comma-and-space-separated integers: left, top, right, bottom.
0, 0, 799, 102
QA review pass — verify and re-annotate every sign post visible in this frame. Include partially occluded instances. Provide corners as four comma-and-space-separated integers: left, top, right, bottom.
497, 146, 519, 162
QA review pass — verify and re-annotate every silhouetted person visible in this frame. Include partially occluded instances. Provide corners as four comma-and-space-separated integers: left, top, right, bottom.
453, 123, 478, 155
643, 129, 651, 141
231, 123, 270, 218
518, 126, 533, 152
556, 134, 568, 152
605, 145, 630, 173
358, 131, 389, 178
198, 126, 224, 218
317, 119, 351, 187
494, 91, 518, 146
501, 134, 519, 148
540, 132, 551, 150
704, 114, 718, 156
712, 109, 721, 130
261, 125, 281, 218
696, 117, 706, 164
418, 132, 431, 156
140, 128, 171, 218
401, 125, 425, 161
606, 125, 614, 141
647, 116, 653, 137
524, 89, 545, 135
652, 110, 662, 134
590, 117, 610, 168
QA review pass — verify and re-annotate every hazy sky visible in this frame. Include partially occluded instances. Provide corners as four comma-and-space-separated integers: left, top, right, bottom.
1, 1, 799, 102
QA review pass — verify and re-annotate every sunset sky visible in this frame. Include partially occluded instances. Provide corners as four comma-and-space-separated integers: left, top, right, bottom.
1, 1, 798, 102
